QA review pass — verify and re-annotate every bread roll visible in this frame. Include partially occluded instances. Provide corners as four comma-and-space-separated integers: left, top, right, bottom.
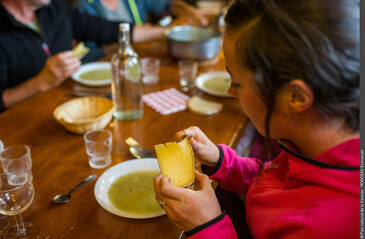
188, 96, 223, 115
154, 137, 195, 187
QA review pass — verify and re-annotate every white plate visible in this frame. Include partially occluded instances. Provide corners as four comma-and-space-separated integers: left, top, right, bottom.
94, 158, 165, 219
72, 62, 111, 86
195, 71, 231, 97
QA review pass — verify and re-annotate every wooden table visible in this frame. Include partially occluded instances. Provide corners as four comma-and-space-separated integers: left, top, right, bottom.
0, 41, 247, 238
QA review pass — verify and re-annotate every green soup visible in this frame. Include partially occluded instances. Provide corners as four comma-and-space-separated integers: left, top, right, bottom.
108, 170, 161, 215
79, 69, 111, 81
202, 76, 231, 93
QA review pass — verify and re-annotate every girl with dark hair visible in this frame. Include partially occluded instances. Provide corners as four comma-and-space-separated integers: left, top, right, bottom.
154, 0, 359, 238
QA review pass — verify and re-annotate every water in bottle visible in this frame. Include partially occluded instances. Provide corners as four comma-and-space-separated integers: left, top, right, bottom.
111, 23, 143, 120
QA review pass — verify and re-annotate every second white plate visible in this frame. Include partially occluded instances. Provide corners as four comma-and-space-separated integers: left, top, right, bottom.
94, 158, 165, 219
195, 71, 231, 97
72, 62, 111, 86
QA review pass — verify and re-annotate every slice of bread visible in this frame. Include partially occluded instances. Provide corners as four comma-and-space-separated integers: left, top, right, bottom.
154, 137, 195, 187
72, 42, 89, 59
188, 96, 223, 115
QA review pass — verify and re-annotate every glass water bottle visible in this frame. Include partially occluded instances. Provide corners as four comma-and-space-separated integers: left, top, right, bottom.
111, 23, 143, 120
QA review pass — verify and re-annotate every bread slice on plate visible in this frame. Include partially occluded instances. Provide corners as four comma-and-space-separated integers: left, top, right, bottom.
154, 137, 195, 188
188, 96, 223, 115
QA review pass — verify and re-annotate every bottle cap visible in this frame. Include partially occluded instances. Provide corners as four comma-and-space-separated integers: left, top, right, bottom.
119, 23, 130, 31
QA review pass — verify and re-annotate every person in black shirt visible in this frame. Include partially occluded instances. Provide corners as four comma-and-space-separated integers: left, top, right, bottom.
0, 0, 164, 112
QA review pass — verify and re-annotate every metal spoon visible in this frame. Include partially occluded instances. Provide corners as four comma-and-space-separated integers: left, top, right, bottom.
52, 174, 95, 204
129, 146, 155, 159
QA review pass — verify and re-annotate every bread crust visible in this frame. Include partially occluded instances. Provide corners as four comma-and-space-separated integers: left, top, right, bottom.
154, 137, 195, 187
72, 42, 89, 59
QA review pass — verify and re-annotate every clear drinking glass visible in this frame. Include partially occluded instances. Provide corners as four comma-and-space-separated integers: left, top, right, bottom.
0, 145, 33, 181
141, 57, 161, 84
0, 140, 10, 233
0, 214, 9, 234
0, 171, 40, 238
84, 129, 113, 169
0, 140, 3, 152
178, 60, 198, 92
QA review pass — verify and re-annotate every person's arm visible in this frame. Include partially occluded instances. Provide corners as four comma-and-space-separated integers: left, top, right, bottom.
3, 76, 44, 109
170, 0, 208, 25
70, 4, 164, 44
1, 52, 80, 109
132, 24, 164, 42
203, 144, 262, 195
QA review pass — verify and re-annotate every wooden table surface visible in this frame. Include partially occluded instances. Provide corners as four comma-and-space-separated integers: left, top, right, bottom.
0, 40, 247, 239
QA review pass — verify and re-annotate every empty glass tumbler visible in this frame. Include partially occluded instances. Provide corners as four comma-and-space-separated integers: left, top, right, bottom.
84, 129, 113, 169
0, 145, 33, 181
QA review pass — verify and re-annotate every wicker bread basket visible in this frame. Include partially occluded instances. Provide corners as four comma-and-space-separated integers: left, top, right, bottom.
53, 96, 115, 134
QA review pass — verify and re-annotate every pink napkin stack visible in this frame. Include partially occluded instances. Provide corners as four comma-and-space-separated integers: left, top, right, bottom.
142, 88, 190, 115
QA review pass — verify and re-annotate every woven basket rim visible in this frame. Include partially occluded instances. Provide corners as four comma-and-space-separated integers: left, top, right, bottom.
53, 96, 115, 125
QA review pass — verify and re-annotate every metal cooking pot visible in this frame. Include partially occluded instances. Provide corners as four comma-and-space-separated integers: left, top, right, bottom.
163, 25, 222, 61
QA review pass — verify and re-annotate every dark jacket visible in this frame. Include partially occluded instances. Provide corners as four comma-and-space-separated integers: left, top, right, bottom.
0, 0, 122, 112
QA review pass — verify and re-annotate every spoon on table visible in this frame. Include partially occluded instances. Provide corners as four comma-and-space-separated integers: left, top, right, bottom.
129, 146, 155, 159
52, 174, 95, 204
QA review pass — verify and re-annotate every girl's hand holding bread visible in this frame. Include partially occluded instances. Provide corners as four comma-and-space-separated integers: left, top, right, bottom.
175, 126, 220, 168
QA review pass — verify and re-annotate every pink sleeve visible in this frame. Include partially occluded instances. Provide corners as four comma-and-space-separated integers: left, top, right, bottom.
187, 214, 238, 239
209, 144, 264, 195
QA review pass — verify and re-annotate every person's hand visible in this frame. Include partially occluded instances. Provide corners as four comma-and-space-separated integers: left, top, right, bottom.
2, 51, 80, 109
132, 25, 164, 43
171, 0, 209, 26
36, 51, 81, 91
175, 126, 220, 167
188, 9, 209, 26
102, 42, 119, 57
154, 171, 221, 231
